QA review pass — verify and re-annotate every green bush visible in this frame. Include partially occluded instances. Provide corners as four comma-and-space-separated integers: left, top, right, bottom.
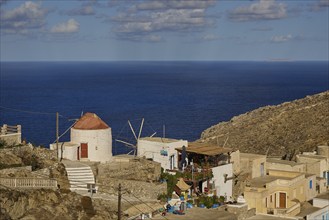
197, 195, 219, 208
0, 139, 7, 148
157, 193, 168, 202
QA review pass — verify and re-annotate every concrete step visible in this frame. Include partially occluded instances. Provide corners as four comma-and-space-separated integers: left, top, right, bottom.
66, 170, 94, 174
63, 162, 97, 193
67, 174, 94, 179
70, 187, 89, 191
69, 181, 95, 185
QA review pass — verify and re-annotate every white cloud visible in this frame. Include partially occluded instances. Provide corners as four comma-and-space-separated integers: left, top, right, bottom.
50, 19, 80, 33
270, 34, 293, 43
0, 1, 49, 34
134, 0, 215, 11
113, 8, 210, 34
228, 0, 287, 22
109, 0, 217, 42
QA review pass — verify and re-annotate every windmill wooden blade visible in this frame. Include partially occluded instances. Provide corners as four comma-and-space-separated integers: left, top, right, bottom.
115, 139, 136, 148
128, 120, 138, 141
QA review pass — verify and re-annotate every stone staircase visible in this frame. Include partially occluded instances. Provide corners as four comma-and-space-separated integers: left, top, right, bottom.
63, 160, 96, 193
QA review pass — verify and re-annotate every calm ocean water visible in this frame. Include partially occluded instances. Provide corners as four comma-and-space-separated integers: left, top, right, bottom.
0, 61, 328, 154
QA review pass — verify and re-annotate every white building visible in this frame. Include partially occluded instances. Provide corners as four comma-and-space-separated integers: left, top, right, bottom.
50, 112, 112, 163
137, 137, 187, 170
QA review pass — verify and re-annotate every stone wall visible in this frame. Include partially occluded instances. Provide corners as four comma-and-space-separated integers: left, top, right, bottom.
0, 133, 21, 146
97, 178, 166, 200
97, 157, 161, 182
96, 157, 164, 199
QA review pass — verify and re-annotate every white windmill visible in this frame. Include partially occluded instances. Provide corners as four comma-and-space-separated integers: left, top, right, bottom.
115, 118, 156, 156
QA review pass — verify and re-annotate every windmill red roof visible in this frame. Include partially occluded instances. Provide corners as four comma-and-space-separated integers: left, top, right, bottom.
73, 113, 110, 130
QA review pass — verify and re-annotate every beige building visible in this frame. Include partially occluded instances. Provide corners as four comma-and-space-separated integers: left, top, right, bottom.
296, 147, 329, 189
240, 153, 266, 178
266, 158, 306, 173
244, 170, 317, 217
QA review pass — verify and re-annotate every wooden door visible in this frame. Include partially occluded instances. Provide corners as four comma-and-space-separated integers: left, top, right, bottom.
77, 147, 80, 160
279, 193, 286, 208
81, 143, 88, 158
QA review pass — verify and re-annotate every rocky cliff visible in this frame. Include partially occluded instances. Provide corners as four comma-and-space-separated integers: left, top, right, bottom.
200, 91, 329, 156
0, 188, 118, 220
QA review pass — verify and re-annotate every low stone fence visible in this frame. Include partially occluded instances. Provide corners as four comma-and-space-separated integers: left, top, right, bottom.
0, 177, 57, 189
0, 124, 22, 145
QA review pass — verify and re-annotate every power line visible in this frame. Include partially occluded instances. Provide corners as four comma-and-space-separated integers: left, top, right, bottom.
0, 105, 64, 117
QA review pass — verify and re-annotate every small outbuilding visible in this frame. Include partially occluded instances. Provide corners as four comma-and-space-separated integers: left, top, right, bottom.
174, 178, 191, 196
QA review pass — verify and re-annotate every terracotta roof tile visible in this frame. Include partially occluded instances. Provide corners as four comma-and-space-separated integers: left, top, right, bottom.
73, 112, 109, 130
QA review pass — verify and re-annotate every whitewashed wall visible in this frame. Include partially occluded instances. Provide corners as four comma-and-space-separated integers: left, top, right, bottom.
71, 128, 112, 162
137, 139, 188, 170
202, 163, 233, 198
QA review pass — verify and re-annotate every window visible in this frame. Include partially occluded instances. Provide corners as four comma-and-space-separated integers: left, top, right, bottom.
309, 180, 313, 189
270, 195, 272, 202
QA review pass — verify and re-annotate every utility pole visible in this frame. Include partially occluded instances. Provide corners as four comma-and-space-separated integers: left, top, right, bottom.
118, 183, 122, 220
56, 112, 59, 161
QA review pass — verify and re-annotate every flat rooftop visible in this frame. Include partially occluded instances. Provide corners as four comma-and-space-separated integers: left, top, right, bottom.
248, 175, 295, 188
246, 214, 298, 220
152, 207, 236, 220
240, 153, 266, 160
266, 158, 303, 166
139, 137, 185, 143
298, 154, 327, 160
315, 192, 329, 200
297, 202, 321, 218
176, 142, 232, 156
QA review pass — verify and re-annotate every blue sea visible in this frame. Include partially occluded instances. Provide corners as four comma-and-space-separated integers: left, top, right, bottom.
0, 61, 328, 154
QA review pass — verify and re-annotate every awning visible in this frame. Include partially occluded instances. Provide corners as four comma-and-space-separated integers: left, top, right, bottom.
175, 178, 191, 191
176, 142, 233, 156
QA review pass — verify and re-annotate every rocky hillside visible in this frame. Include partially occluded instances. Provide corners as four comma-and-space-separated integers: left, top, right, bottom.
200, 91, 329, 156
0, 188, 118, 219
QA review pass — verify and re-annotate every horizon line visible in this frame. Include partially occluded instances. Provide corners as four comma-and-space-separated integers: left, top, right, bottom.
1, 59, 328, 62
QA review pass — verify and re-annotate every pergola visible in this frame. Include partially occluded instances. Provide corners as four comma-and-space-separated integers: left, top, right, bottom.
175, 142, 234, 194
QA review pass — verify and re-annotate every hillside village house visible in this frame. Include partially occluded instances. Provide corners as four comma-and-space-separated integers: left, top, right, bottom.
244, 170, 317, 217
296, 146, 329, 189
175, 142, 234, 199
238, 153, 267, 178
266, 158, 306, 173
50, 113, 112, 163
137, 137, 188, 170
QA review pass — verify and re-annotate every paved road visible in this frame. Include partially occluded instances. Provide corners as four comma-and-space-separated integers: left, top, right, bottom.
152, 207, 237, 220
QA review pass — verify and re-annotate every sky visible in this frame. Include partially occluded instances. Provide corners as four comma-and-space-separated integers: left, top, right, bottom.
0, 0, 328, 61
